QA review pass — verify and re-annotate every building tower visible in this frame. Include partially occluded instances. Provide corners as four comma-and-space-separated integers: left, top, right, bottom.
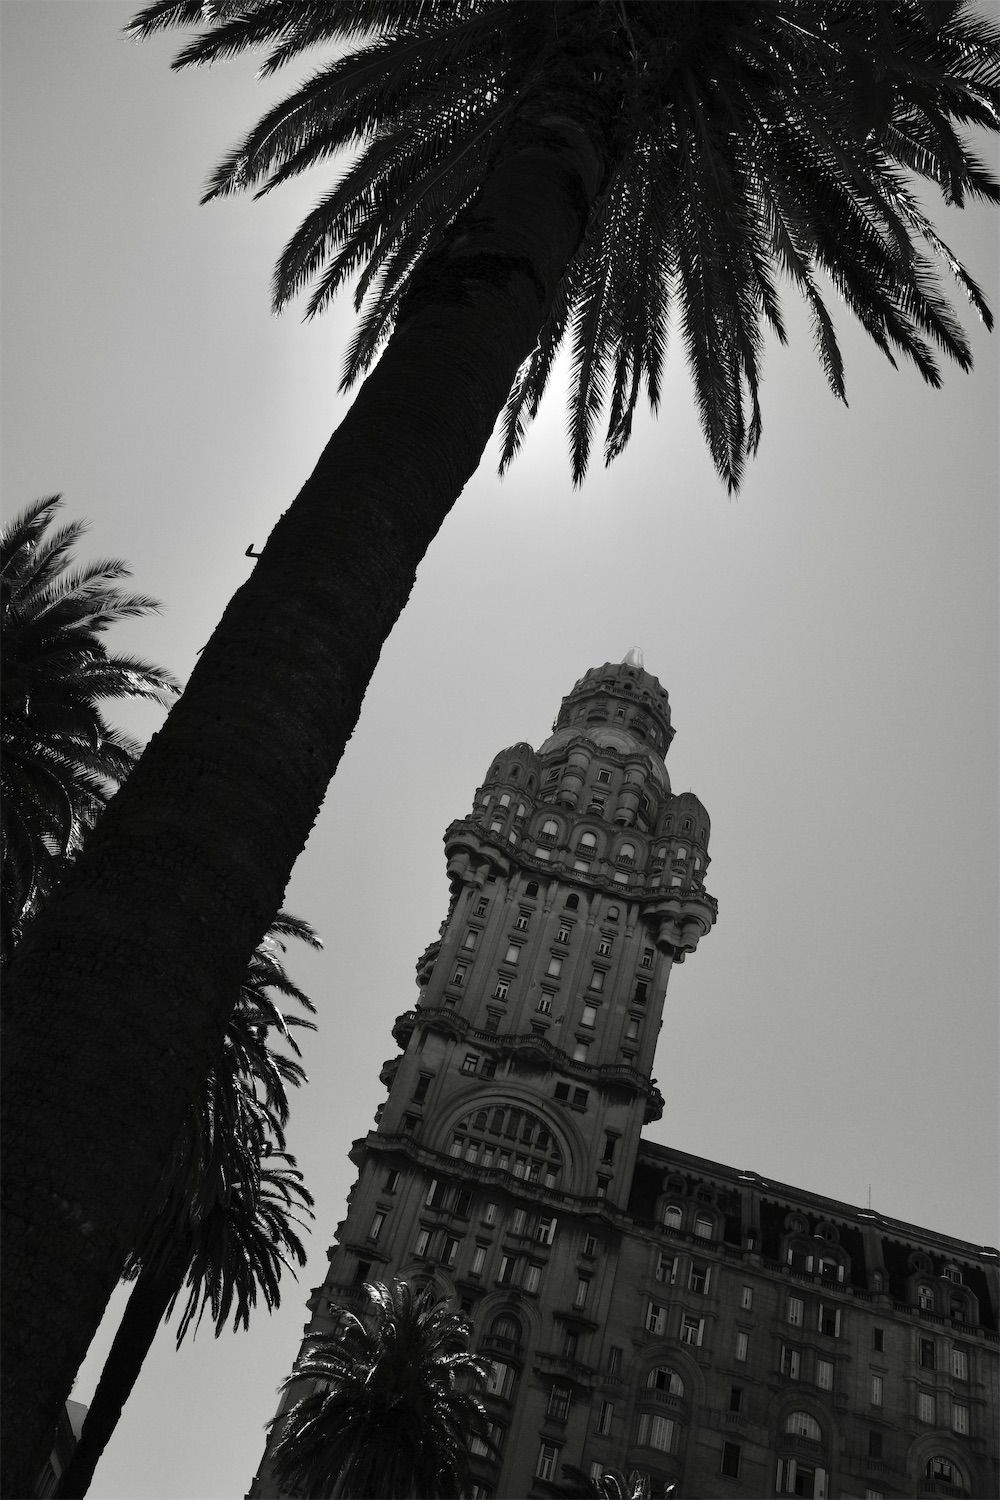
250, 653, 717, 1496
250, 657, 999, 1500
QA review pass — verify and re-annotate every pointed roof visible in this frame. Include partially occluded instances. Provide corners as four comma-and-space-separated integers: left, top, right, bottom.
622, 646, 644, 669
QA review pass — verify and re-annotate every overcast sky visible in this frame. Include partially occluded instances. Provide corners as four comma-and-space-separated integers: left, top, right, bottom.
3, 5, 998, 1497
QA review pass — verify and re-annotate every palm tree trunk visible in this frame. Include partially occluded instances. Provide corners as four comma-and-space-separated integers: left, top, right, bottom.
53, 1259, 183, 1500
1, 116, 605, 1495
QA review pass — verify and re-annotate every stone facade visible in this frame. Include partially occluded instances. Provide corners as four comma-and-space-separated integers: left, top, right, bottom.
249, 657, 998, 1499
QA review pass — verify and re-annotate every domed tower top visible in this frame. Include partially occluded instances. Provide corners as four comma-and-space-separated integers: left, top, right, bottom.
546, 652, 675, 760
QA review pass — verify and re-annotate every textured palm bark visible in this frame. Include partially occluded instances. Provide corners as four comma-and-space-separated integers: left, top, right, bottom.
53, 1259, 182, 1499
1, 120, 604, 1495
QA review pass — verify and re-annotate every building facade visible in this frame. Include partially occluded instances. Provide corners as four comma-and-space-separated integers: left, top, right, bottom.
249, 656, 998, 1500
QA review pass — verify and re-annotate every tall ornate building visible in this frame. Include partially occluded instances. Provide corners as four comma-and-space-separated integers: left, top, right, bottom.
250, 656, 998, 1500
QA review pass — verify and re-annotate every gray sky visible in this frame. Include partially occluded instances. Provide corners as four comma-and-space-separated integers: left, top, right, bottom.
2, 5, 998, 1497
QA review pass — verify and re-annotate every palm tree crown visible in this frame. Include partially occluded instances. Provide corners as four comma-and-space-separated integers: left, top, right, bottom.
269, 1278, 490, 1499
132, 1, 998, 485
1, 495, 178, 955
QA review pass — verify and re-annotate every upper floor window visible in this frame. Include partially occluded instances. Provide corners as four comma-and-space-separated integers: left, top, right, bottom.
785, 1412, 822, 1442
646, 1366, 683, 1396
540, 819, 558, 841
581, 1004, 598, 1028
565, 893, 580, 910
663, 1205, 682, 1231
597, 769, 612, 784
918, 1284, 934, 1310
694, 1215, 713, 1240
787, 1297, 804, 1327
578, 832, 597, 853
617, 843, 636, 866
556, 924, 571, 944
951, 1347, 969, 1380
597, 938, 613, 956
525, 881, 539, 897
635, 1412, 676, 1454
640, 947, 654, 968
925, 1457, 966, 1493
499, 793, 511, 807
607, 905, 620, 920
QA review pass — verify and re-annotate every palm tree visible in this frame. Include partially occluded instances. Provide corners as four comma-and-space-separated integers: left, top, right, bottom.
1, 495, 178, 959
52, 913, 319, 1499
3, 6, 997, 1487
268, 1279, 490, 1499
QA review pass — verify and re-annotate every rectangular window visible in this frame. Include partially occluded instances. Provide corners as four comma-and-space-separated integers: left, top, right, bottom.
504, 944, 519, 963
646, 1301, 667, 1335
368, 1211, 386, 1243
547, 1385, 571, 1422
681, 1315, 704, 1347
484, 1010, 501, 1033
741, 1285, 753, 1311
547, 956, 563, 977
598, 1400, 614, 1435
633, 981, 648, 1004
729, 1386, 743, 1413
656, 1253, 676, 1284
583, 1234, 598, 1257
951, 1347, 968, 1380
510, 1208, 527, 1234
481, 1057, 497, 1078
581, 1004, 598, 1027
413, 1073, 430, 1103
574, 1278, 590, 1309
919, 1392, 935, 1424
452, 966, 467, 986
625, 1018, 640, 1041
573, 1042, 590, 1062
816, 1358, 833, 1391
920, 1338, 935, 1369
536, 1217, 557, 1245
536, 1444, 560, 1482
415, 1229, 430, 1257
589, 968, 605, 991
721, 1443, 741, 1479
497, 1254, 515, 1285
871, 1375, 883, 1407
818, 1304, 841, 1337
868, 1432, 882, 1459
562, 1329, 579, 1360
873, 1327, 885, 1352
384, 1169, 400, 1194
442, 1236, 459, 1268
689, 1262, 711, 1294
607, 1346, 622, 1375
475, 898, 489, 916
597, 769, 612, 784
515, 913, 529, 931
641, 948, 654, 967
787, 1296, 804, 1327
636, 1412, 675, 1454
556, 925, 571, 944
572, 1088, 589, 1110
776, 1459, 827, 1498
537, 995, 552, 1014
781, 1345, 801, 1380
462, 1053, 479, 1074
523, 1263, 541, 1294
463, 930, 477, 948
471, 1246, 486, 1276
597, 938, 612, 956
493, 980, 509, 1001
736, 1332, 749, 1363
483, 1202, 498, 1226
952, 1402, 970, 1435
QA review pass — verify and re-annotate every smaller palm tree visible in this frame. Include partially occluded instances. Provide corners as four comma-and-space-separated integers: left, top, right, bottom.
1, 495, 178, 956
543, 1466, 673, 1500
52, 913, 320, 1499
269, 1279, 490, 1499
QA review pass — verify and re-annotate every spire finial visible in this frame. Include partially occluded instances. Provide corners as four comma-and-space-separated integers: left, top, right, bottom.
622, 646, 644, 669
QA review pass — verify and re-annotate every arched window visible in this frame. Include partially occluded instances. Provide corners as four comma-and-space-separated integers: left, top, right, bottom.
617, 843, 636, 865
565, 894, 580, 910
541, 819, 558, 840
510, 766, 520, 782
785, 1412, 822, 1442
646, 1366, 684, 1396
607, 906, 620, 920
525, 881, 539, 897
925, 1457, 965, 1491
918, 1284, 934, 1310
663, 1205, 682, 1231
579, 832, 597, 852
499, 793, 511, 807
490, 1313, 522, 1344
